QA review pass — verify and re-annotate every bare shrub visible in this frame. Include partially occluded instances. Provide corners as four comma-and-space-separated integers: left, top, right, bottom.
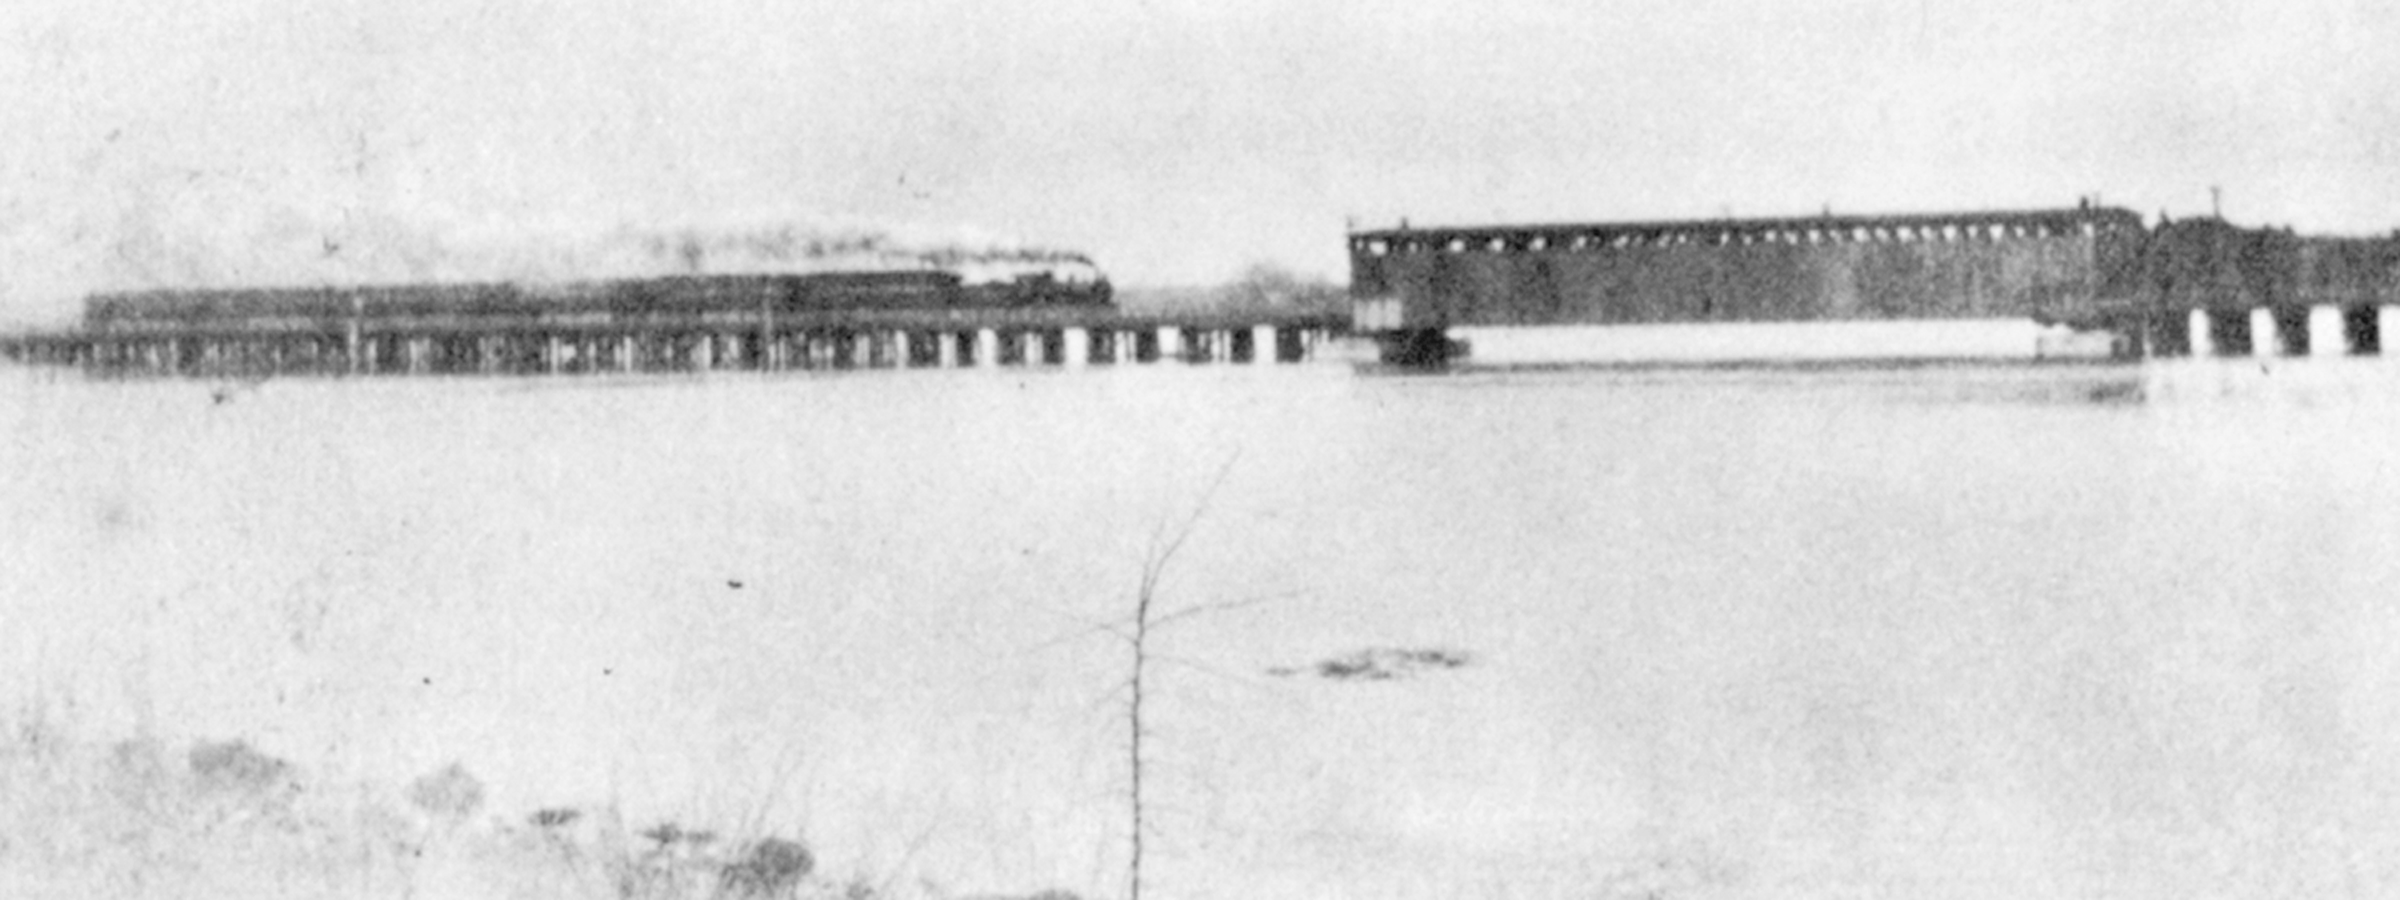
530, 807, 582, 828
405, 761, 485, 820
718, 835, 814, 899
186, 739, 291, 793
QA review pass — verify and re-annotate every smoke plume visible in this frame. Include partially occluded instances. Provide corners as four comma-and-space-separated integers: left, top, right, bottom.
2, 198, 1099, 327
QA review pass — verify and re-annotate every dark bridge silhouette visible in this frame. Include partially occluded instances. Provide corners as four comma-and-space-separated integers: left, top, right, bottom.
1348, 204, 2400, 363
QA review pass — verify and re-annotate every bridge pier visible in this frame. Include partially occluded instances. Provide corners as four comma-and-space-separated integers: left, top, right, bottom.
419, 336, 446, 374
2271, 306, 2309, 356
976, 329, 999, 368
736, 332, 762, 370
2339, 306, 2380, 356
1179, 328, 1209, 363
743, 332, 767, 371
2204, 309, 2250, 356
1277, 326, 1307, 362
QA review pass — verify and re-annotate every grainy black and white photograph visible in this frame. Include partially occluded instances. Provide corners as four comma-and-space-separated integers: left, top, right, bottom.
4, 2, 2400, 898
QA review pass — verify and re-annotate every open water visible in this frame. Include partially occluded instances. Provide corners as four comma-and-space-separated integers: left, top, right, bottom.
7, 346, 2400, 899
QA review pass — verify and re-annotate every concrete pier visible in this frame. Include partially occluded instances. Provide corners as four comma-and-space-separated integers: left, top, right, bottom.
2270, 306, 2309, 356
2207, 309, 2250, 356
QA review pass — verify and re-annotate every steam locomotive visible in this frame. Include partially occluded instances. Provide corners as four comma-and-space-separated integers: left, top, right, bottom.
82, 264, 1114, 331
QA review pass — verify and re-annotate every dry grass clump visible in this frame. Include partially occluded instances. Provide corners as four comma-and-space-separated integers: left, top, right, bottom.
2, 723, 408, 899
0, 714, 859, 900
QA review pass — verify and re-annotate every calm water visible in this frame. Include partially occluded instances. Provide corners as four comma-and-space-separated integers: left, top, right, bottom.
7, 353, 2400, 899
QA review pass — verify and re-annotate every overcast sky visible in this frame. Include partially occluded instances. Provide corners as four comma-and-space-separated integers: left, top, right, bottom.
2, 0, 2395, 323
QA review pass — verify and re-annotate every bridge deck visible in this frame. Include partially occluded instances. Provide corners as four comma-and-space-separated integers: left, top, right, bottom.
0, 307, 1351, 376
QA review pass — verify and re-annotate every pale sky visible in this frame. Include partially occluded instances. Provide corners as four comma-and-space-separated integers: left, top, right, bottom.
2, 0, 2395, 324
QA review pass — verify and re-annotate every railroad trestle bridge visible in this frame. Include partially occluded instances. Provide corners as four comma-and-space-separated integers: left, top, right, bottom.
1, 306, 1348, 378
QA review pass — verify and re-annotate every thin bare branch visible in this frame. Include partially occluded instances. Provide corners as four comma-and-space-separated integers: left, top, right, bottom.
1147, 588, 1303, 633
1120, 449, 1245, 900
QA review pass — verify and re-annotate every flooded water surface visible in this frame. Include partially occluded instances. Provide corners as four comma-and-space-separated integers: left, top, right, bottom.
7, 354, 2400, 899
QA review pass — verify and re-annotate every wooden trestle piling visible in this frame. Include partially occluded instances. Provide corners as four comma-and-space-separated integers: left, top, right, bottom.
0, 310, 1349, 378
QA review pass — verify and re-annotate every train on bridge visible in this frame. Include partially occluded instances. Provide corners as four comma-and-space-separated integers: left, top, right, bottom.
0, 259, 1348, 376
1348, 204, 2400, 363
82, 267, 1112, 331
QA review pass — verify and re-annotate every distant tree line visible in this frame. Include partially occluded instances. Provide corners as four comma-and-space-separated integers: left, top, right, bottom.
1114, 262, 1346, 317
